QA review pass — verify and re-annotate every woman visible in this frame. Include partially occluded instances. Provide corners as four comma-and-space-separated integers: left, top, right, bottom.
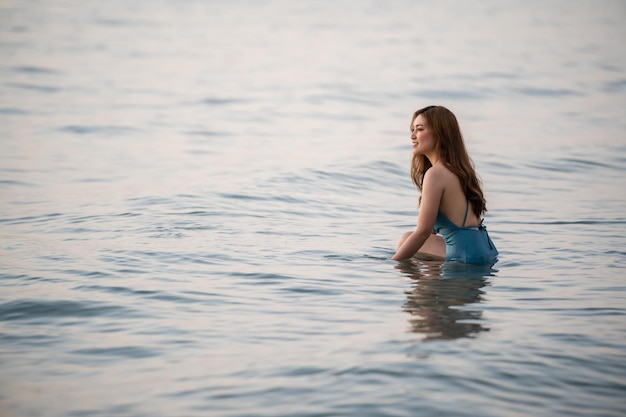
392, 105, 498, 265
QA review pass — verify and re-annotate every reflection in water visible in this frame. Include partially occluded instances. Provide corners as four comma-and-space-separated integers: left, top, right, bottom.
397, 260, 497, 341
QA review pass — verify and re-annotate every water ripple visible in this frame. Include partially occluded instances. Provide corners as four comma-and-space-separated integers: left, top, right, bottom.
57, 125, 140, 136
71, 346, 158, 359
0, 299, 136, 322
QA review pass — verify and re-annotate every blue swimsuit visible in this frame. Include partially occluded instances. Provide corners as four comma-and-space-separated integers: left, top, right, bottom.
433, 201, 498, 265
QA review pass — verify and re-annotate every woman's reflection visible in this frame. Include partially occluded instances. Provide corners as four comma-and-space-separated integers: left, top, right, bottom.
396, 259, 496, 341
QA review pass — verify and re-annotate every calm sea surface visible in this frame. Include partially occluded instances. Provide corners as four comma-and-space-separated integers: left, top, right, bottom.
1, 1, 625, 416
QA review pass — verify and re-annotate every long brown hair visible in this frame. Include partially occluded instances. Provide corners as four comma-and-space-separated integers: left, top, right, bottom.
410, 105, 487, 217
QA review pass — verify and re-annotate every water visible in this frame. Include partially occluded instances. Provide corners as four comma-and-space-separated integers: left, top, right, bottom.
1, 0, 625, 416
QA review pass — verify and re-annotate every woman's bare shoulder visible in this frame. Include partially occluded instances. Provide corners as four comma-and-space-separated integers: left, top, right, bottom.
425, 164, 456, 182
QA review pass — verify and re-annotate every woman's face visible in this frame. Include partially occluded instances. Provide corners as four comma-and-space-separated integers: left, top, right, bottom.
411, 114, 436, 156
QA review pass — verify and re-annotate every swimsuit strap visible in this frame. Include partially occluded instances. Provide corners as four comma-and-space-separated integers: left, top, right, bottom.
462, 200, 469, 227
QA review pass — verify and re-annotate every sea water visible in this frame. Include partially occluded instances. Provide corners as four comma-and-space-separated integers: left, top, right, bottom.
1, 1, 625, 416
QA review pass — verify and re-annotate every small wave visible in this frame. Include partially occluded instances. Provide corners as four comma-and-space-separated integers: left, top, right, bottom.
65, 270, 113, 278
0, 299, 136, 322
305, 93, 380, 107
71, 346, 158, 359
481, 71, 520, 80
75, 284, 158, 296
219, 192, 307, 205
11, 65, 58, 74
92, 18, 136, 27
0, 332, 58, 347
0, 212, 63, 225
603, 79, 626, 93
0, 179, 35, 187
305, 111, 370, 121
558, 157, 618, 170
525, 156, 619, 173
514, 87, 582, 97
0, 107, 29, 115
413, 89, 487, 100
185, 130, 232, 137
57, 125, 140, 136
8, 82, 60, 93
198, 97, 247, 106
229, 271, 294, 283
149, 228, 185, 239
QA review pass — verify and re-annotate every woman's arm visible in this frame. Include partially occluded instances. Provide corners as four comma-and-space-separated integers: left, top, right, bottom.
392, 167, 445, 260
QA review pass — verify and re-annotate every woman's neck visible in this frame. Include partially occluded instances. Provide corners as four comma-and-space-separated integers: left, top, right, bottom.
425, 151, 441, 166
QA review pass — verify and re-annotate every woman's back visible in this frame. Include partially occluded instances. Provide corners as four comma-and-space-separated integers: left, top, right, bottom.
431, 165, 498, 265
431, 164, 480, 228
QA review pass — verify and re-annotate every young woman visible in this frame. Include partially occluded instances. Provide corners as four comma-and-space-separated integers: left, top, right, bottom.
392, 106, 498, 265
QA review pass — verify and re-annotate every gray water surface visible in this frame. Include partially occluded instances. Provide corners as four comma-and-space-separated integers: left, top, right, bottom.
1, 1, 625, 416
